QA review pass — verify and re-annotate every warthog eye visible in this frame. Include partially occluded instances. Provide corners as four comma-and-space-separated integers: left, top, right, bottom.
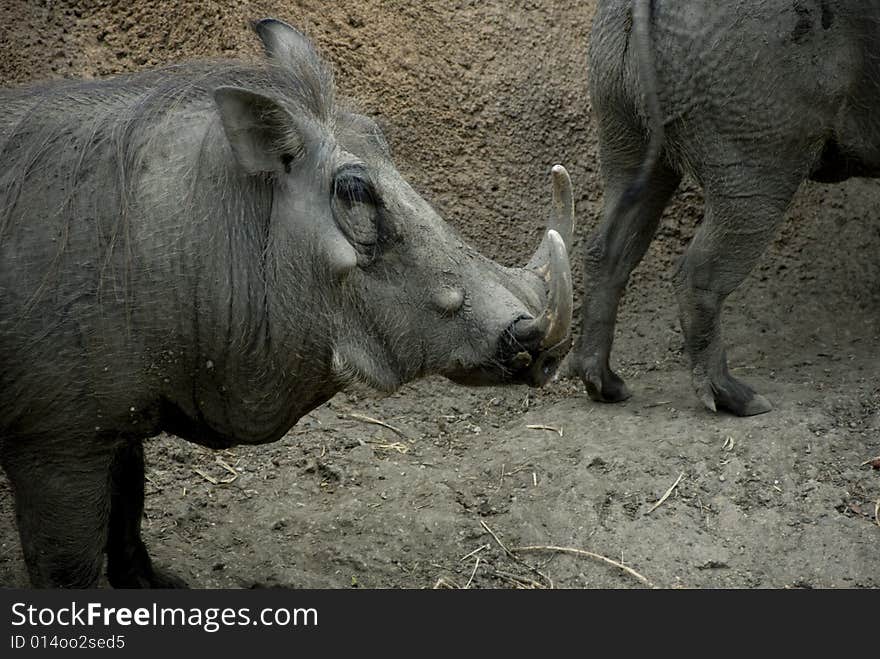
334, 169, 377, 206
331, 164, 383, 264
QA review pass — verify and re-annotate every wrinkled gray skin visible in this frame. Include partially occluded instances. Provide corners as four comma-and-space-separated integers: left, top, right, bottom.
573, 0, 880, 416
0, 20, 575, 588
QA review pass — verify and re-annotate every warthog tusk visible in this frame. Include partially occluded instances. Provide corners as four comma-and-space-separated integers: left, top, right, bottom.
516, 229, 573, 350
550, 164, 574, 253
527, 164, 575, 274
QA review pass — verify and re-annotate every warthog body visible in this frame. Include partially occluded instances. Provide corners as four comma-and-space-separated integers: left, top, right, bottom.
573, 0, 880, 415
0, 20, 575, 587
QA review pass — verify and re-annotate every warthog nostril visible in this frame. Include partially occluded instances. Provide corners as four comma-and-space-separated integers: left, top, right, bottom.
431, 286, 465, 314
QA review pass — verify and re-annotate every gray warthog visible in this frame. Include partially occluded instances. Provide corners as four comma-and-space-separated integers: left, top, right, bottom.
0, 19, 575, 587
572, 0, 880, 416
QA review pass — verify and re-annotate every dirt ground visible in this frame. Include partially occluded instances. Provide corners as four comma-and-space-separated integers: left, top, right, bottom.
0, 0, 878, 588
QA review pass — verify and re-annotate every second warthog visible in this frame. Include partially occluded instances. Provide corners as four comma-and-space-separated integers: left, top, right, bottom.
573, 0, 880, 416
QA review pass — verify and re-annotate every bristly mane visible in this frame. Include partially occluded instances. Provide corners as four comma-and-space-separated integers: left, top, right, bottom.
0, 39, 336, 226
0, 42, 337, 310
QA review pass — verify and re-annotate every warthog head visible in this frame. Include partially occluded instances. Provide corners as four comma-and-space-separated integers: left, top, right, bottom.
213, 19, 575, 393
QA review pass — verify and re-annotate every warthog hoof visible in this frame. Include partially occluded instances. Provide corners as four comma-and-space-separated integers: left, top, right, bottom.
694, 371, 772, 417
575, 354, 632, 404
107, 541, 189, 589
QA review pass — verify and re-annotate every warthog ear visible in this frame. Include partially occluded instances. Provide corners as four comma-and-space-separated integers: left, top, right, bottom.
213, 86, 304, 175
253, 18, 315, 64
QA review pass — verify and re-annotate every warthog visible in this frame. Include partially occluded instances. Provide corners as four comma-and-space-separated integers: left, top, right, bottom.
572, 0, 880, 416
0, 19, 575, 587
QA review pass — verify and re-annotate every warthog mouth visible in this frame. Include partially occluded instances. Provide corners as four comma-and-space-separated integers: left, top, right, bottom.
504, 334, 572, 387
444, 324, 571, 388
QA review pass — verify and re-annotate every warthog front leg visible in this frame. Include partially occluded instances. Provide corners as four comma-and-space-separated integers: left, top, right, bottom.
1, 436, 115, 588
106, 440, 187, 588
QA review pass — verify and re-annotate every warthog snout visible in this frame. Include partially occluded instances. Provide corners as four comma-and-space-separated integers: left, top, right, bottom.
502, 227, 573, 386
446, 165, 575, 387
